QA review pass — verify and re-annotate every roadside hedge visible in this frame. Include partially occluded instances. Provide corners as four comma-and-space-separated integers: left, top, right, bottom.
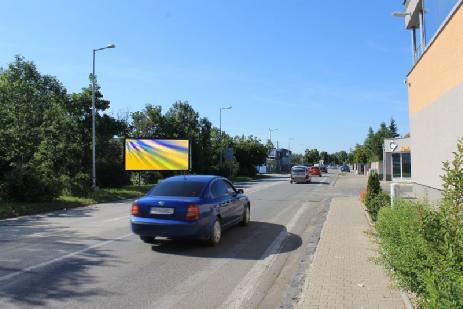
367, 191, 390, 221
375, 138, 463, 308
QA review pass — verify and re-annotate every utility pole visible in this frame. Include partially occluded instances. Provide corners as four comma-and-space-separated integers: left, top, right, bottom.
219, 106, 232, 165
91, 43, 115, 189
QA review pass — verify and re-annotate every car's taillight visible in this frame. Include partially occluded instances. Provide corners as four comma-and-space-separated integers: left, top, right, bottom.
131, 201, 140, 216
186, 204, 199, 221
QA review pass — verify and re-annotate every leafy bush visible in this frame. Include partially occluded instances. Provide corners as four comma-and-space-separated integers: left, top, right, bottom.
376, 200, 430, 295
376, 138, 463, 308
366, 171, 381, 204
1, 166, 60, 202
212, 161, 239, 178
367, 191, 390, 221
141, 172, 164, 185
96, 159, 131, 188
362, 171, 388, 221
61, 172, 91, 196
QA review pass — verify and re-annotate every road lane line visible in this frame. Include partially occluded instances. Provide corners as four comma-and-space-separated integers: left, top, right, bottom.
220, 203, 309, 309
103, 216, 128, 223
239, 179, 285, 194
0, 233, 133, 282
151, 200, 299, 309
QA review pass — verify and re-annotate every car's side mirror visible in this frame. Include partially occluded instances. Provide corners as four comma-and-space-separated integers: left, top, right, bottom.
237, 189, 244, 194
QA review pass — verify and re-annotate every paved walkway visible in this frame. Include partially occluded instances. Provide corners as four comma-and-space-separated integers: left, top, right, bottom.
300, 178, 405, 308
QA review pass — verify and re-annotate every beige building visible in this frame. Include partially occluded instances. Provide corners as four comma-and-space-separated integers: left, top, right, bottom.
399, 0, 463, 199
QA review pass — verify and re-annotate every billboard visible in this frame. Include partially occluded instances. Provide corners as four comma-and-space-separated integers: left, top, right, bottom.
124, 139, 190, 171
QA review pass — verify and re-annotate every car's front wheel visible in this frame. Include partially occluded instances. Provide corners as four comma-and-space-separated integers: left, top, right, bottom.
207, 218, 222, 247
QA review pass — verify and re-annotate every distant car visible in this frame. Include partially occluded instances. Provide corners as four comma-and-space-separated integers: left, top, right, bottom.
340, 165, 350, 172
309, 166, 322, 177
290, 166, 311, 184
319, 165, 328, 173
130, 175, 250, 246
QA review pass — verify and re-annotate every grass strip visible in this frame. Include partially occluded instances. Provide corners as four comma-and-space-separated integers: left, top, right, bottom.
0, 184, 154, 220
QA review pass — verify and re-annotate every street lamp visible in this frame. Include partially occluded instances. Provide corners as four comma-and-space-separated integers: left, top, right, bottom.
288, 137, 294, 151
391, 11, 410, 17
92, 43, 115, 189
269, 128, 278, 147
219, 106, 232, 165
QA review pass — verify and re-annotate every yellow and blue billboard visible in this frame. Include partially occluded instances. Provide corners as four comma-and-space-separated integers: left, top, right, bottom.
124, 139, 190, 171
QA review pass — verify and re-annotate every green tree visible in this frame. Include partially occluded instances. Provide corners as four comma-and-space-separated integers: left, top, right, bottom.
389, 118, 400, 138
353, 144, 368, 164
319, 151, 328, 163
265, 139, 274, 153
304, 149, 320, 164
197, 117, 214, 173
131, 104, 164, 138
68, 78, 130, 189
291, 153, 304, 165
0, 56, 75, 200
233, 135, 268, 177
335, 150, 348, 164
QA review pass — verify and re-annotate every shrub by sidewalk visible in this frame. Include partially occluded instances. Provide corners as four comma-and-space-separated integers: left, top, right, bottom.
362, 171, 390, 221
375, 139, 463, 308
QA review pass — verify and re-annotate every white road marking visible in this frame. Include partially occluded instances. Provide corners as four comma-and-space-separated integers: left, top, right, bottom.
236, 178, 286, 195
152, 201, 296, 309
220, 203, 309, 308
0, 233, 133, 282
103, 216, 128, 223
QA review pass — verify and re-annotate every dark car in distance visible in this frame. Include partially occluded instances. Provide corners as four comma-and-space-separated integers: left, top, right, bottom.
340, 164, 350, 172
130, 175, 250, 246
319, 165, 328, 173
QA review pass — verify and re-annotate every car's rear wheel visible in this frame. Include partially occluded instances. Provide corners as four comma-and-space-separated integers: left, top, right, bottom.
207, 218, 222, 247
240, 204, 250, 226
140, 236, 156, 244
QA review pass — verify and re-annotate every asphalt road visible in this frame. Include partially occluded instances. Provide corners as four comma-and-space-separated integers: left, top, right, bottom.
0, 170, 361, 309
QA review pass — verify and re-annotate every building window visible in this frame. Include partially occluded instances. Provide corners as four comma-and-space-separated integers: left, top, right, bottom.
424, 0, 460, 43
402, 153, 412, 178
392, 152, 412, 180
392, 153, 402, 179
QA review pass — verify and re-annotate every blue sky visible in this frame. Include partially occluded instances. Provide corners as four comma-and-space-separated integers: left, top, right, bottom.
1, 0, 411, 154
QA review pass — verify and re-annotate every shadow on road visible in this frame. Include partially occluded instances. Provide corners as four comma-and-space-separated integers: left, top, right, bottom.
0, 214, 123, 307
150, 221, 302, 260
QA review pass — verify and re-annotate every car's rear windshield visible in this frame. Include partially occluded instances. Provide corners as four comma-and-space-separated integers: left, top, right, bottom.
292, 167, 306, 173
147, 181, 206, 197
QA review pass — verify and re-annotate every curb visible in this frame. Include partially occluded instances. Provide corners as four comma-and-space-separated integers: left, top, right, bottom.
295, 198, 333, 309
360, 202, 415, 309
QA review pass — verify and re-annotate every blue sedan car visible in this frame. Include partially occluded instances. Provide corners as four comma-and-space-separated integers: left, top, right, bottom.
340, 164, 350, 172
130, 175, 250, 246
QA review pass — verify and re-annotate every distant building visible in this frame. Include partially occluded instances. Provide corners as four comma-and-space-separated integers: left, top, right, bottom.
266, 148, 292, 173
399, 0, 463, 201
382, 137, 411, 181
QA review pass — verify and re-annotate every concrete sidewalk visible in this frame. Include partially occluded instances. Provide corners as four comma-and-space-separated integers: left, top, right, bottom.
299, 188, 405, 308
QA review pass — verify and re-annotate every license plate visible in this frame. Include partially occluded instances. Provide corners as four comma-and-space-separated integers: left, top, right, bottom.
150, 207, 174, 215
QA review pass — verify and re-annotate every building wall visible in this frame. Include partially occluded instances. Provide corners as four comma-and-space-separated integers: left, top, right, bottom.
407, 3, 463, 189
